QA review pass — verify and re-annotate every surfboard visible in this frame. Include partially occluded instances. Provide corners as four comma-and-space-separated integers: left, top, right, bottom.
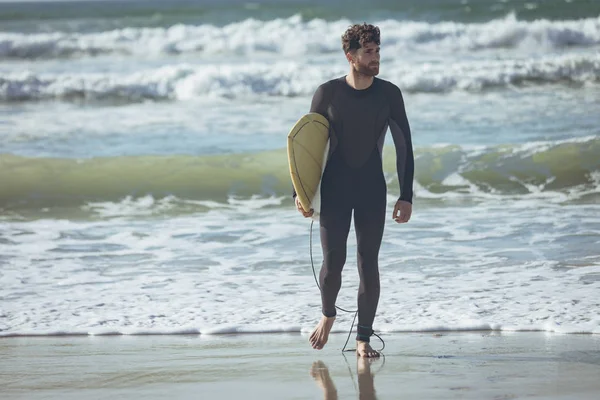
287, 112, 330, 219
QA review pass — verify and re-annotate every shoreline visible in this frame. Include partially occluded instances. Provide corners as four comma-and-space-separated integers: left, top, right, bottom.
1, 331, 599, 399
2, 327, 599, 338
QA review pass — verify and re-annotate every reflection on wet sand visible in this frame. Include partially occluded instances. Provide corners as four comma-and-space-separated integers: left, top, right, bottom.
310, 357, 379, 400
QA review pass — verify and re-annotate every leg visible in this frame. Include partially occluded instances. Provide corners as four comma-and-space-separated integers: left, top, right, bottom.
353, 164, 386, 357
309, 202, 352, 350
309, 157, 353, 350
354, 201, 385, 336
319, 205, 352, 317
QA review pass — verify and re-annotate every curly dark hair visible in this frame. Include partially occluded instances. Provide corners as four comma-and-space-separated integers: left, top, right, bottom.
341, 23, 380, 54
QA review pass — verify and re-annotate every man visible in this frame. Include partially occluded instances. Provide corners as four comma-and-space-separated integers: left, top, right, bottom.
294, 23, 415, 358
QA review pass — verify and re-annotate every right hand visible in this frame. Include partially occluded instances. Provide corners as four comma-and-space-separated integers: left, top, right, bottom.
295, 196, 314, 218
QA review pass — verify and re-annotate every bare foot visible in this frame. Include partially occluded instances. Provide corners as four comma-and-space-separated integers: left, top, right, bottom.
310, 361, 338, 399
356, 341, 380, 358
309, 316, 336, 350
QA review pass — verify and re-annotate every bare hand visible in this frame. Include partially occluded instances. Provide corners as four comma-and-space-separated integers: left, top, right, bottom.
295, 196, 314, 218
392, 200, 412, 223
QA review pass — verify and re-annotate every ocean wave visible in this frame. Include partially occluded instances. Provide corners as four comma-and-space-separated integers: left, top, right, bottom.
1, 136, 598, 211
2, 53, 598, 102
1, 14, 599, 60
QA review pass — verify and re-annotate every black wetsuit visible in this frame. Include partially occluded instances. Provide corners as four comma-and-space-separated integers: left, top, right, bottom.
298, 76, 414, 342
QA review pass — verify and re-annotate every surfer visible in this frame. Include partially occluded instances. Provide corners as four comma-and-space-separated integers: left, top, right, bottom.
294, 23, 415, 358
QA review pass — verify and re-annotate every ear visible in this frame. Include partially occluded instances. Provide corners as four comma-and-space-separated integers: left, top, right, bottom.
345, 51, 354, 64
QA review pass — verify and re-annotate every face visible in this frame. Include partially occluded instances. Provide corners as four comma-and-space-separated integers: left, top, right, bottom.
347, 42, 380, 76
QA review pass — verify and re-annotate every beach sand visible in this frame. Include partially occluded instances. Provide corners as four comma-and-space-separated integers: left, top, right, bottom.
1, 331, 599, 399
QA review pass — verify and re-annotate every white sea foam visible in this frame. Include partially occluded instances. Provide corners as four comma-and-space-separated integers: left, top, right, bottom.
1, 14, 599, 59
82, 195, 285, 218
0, 96, 307, 154
2, 52, 598, 102
1, 203, 598, 337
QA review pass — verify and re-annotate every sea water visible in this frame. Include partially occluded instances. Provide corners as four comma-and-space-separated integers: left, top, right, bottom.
0, 0, 599, 337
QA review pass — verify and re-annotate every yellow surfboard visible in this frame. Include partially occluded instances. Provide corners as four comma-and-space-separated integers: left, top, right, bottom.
287, 113, 330, 217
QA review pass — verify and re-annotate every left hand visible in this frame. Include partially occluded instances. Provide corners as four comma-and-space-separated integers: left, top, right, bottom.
392, 200, 412, 223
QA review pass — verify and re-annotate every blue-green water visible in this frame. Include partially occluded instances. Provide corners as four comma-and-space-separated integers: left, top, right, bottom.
0, 0, 598, 338
1, 0, 599, 32
1, 0, 599, 208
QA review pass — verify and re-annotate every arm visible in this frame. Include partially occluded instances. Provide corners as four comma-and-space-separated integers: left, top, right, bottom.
309, 83, 330, 116
388, 84, 414, 204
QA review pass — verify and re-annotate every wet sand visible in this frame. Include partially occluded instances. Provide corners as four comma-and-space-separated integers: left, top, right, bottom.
1, 331, 599, 399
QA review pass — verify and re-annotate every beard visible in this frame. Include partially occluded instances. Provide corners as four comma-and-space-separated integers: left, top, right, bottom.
354, 61, 379, 76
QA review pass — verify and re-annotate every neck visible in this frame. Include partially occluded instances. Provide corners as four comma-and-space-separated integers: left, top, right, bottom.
345, 69, 374, 90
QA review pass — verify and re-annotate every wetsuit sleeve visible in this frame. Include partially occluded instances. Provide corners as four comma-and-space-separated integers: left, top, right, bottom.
292, 83, 330, 199
388, 85, 415, 203
309, 83, 329, 116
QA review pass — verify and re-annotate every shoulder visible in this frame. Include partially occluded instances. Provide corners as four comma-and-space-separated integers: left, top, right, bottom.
375, 78, 406, 109
315, 77, 344, 93
375, 78, 403, 97
311, 78, 345, 104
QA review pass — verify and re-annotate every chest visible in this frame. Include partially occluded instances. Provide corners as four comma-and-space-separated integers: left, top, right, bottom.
328, 91, 390, 137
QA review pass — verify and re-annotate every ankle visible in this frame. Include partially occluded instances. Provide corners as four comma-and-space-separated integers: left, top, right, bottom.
356, 324, 373, 342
